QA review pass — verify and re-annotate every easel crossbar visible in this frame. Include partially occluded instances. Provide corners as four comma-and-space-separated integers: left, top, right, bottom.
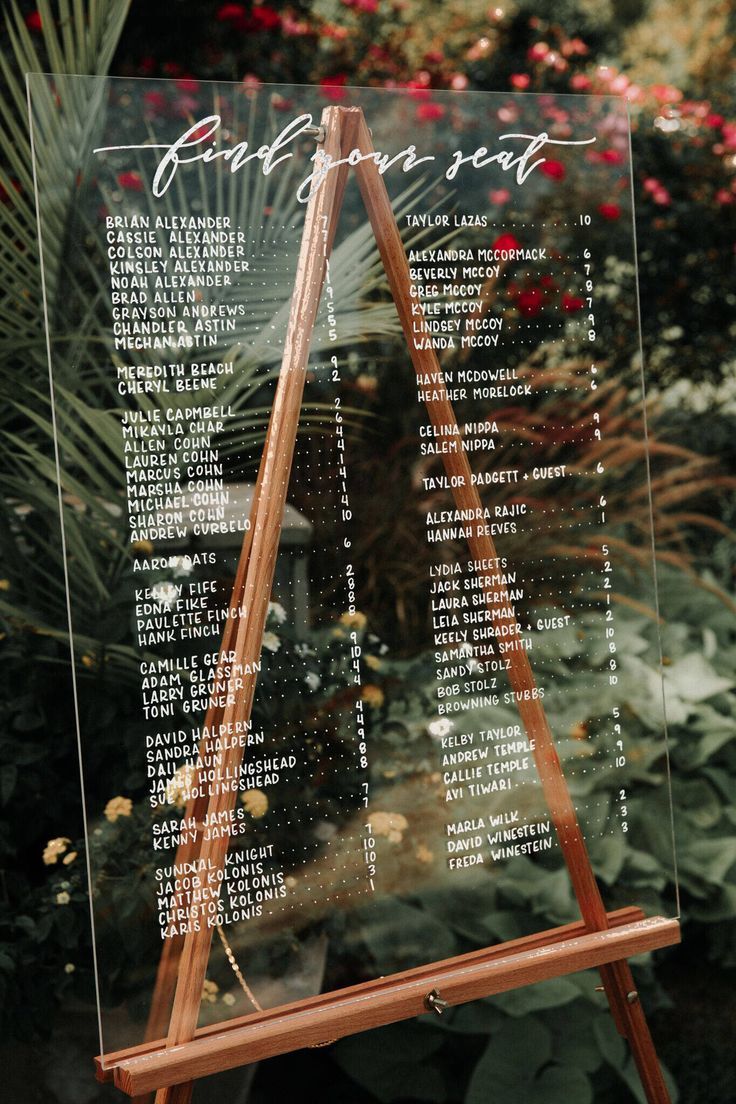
107, 916, 678, 1096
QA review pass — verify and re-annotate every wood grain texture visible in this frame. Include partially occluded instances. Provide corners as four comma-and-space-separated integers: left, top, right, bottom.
115, 918, 679, 1096
107, 106, 675, 1104
97, 906, 647, 1081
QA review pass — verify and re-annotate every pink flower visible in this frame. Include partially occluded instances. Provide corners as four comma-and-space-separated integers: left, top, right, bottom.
601, 148, 624, 164
241, 74, 263, 92
354, 0, 379, 10
451, 73, 469, 91
489, 188, 510, 204
597, 202, 621, 220
562, 292, 584, 312
117, 171, 144, 192
716, 189, 734, 205
570, 74, 592, 91
651, 84, 682, 104
722, 123, 736, 150
25, 10, 42, 31
416, 102, 444, 122
319, 75, 348, 101
510, 73, 530, 90
527, 42, 549, 62
540, 159, 565, 181
705, 113, 725, 128
175, 78, 200, 93
652, 188, 671, 206
493, 232, 521, 252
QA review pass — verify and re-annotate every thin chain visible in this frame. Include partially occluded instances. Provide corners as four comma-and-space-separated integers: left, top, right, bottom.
216, 925, 263, 1013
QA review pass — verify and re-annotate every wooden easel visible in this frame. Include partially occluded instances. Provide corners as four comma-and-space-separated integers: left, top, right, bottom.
97, 105, 679, 1103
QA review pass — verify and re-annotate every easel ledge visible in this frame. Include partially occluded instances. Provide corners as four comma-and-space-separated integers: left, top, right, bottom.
97, 910, 678, 1096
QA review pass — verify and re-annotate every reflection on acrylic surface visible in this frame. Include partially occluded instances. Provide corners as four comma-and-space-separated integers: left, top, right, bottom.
28, 74, 675, 1055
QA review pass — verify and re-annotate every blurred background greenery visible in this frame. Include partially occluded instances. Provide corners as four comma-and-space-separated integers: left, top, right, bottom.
1, 1, 735, 1101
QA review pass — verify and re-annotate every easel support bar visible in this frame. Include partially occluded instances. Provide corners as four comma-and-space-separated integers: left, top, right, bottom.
112, 917, 678, 1096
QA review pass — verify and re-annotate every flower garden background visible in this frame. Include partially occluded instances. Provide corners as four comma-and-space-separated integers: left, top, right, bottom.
1, 1, 736, 1102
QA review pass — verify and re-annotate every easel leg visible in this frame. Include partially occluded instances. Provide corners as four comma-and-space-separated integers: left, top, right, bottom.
152, 107, 355, 1104
599, 960, 670, 1101
346, 110, 671, 1104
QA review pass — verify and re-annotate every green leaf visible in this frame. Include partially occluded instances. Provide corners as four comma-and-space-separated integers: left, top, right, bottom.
465, 1018, 551, 1104
332, 1022, 445, 1103
493, 976, 580, 1017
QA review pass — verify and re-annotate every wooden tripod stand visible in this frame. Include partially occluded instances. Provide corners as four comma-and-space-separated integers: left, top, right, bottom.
96, 105, 679, 1103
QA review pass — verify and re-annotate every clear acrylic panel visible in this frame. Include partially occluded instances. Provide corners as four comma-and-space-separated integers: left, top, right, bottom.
27, 74, 677, 1062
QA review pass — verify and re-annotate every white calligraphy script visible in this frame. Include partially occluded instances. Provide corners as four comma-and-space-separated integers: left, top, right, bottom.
93, 114, 596, 201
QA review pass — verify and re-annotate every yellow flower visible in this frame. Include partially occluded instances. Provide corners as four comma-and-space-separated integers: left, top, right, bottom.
132, 539, 154, 555
415, 845, 434, 864
340, 611, 367, 630
64, 963, 75, 974
241, 789, 268, 818
371, 811, 409, 844
104, 796, 133, 822
164, 763, 194, 810
43, 837, 70, 865
0, 579, 10, 590
56, 891, 71, 906
355, 374, 378, 394
81, 654, 96, 669
201, 979, 219, 1004
362, 684, 384, 708
331, 627, 346, 638
569, 722, 588, 741
365, 654, 382, 671
62, 851, 78, 866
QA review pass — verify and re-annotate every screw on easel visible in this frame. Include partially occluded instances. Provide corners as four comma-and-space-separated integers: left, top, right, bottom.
424, 988, 449, 1016
304, 125, 327, 142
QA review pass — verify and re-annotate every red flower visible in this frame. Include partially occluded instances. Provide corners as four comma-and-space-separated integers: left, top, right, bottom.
217, 3, 248, 28
319, 75, 348, 101
405, 78, 431, 101
25, 10, 42, 31
176, 77, 200, 93
705, 113, 725, 128
493, 232, 521, 252
562, 292, 584, 312
251, 5, 281, 30
416, 102, 445, 122
516, 288, 543, 316
597, 202, 620, 220
510, 73, 530, 90
143, 91, 167, 113
601, 148, 624, 164
139, 56, 156, 75
540, 159, 565, 181
489, 188, 510, 205
117, 171, 144, 192
570, 74, 591, 91
354, 0, 379, 10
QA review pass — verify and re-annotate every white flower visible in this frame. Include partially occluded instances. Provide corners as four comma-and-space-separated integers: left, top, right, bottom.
64, 963, 75, 974
428, 718, 454, 739
313, 821, 337, 842
267, 601, 287, 624
56, 891, 71, 906
151, 581, 180, 610
262, 631, 281, 653
169, 555, 194, 578
304, 671, 321, 691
